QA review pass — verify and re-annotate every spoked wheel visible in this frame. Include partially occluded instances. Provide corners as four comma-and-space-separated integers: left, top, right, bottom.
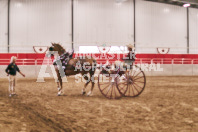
116, 73, 129, 96
124, 65, 146, 97
98, 72, 123, 99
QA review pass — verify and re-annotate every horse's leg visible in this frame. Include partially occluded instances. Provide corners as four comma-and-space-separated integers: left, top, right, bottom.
57, 76, 63, 96
87, 62, 96, 96
55, 66, 63, 96
87, 73, 95, 96
57, 81, 60, 91
82, 74, 91, 95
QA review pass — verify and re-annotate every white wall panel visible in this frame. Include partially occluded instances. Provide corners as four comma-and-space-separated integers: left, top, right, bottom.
189, 8, 198, 54
74, 0, 134, 52
136, 0, 187, 54
0, 0, 8, 53
1, 0, 196, 54
10, 0, 71, 53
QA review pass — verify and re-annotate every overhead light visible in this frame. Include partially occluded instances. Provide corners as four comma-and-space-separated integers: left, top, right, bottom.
183, 3, 190, 7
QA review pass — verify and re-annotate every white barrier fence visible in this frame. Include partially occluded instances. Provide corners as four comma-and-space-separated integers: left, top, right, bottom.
0, 62, 198, 78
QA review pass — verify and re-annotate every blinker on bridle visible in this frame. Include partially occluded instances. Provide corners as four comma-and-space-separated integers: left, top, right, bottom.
49, 47, 54, 51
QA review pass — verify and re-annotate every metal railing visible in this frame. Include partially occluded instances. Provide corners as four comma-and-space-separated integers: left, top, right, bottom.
0, 59, 53, 65
1, 58, 198, 65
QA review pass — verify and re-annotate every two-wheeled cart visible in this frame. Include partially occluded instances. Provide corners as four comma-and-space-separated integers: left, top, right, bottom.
98, 62, 146, 99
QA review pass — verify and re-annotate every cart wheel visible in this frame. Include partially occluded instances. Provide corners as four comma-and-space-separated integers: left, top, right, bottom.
98, 72, 123, 99
116, 73, 129, 96
124, 65, 146, 97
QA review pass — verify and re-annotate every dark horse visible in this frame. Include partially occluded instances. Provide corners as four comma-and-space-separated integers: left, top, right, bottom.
47, 43, 97, 96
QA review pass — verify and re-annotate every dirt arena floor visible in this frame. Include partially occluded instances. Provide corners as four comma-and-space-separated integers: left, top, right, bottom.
0, 76, 198, 132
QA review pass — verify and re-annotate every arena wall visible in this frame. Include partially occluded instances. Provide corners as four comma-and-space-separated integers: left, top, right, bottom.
73, 0, 134, 50
1, 53, 198, 78
0, 0, 198, 53
0, 0, 8, 53
189, 8, 198, 54
135, 0, 187, 54
1, 64, 198, 78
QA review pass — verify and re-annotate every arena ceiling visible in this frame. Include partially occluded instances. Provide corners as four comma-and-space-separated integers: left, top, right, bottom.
144, 0, 198, 8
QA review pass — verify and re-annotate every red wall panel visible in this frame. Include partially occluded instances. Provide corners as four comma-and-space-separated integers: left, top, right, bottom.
0, 53, 198, 65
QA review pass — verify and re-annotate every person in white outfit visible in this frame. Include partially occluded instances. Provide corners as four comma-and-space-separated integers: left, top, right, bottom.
5, 56, 25, 97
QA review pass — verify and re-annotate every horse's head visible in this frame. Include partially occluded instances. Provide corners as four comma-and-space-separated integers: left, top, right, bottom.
46, 43, 65, 58
47, 43, 66, 57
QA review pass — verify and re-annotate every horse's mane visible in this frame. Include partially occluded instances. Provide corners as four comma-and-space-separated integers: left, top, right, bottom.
52, 43, 66, 53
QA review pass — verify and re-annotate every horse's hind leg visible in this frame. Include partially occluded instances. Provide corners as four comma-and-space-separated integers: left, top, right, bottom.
82, 74, 91, 95
55, 67, 63, 96
87, 69, 96, 96
57, 76, 63, 96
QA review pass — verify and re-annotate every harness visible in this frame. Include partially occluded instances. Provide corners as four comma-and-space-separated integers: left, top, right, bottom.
53, 51, 73, 69
60, 53, 70, 64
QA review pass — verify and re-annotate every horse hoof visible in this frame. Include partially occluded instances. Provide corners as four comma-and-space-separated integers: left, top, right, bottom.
82, 91, 86, 95
57, 91, 62, 96
87, 91, 93, 96
87, 94, 93, 97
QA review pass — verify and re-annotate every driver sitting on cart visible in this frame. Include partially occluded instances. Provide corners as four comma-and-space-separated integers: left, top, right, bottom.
123, 44, 136, 69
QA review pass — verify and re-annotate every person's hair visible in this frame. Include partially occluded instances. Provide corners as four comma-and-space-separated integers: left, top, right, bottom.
10, 56, 17, 63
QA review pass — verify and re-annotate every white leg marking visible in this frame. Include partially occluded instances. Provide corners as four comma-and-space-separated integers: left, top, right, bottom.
57, 91, 62, 96
87, 91, 93, 96
58, 87, 61, 91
